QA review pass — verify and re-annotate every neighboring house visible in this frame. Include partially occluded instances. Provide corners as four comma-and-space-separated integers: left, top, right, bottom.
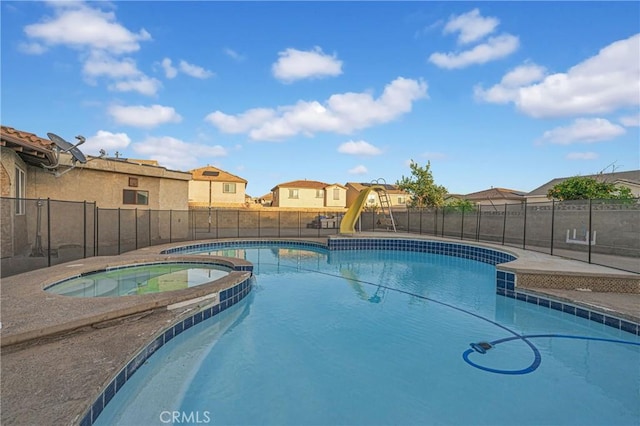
464, 187, 526, 207
345, 182, 409, 209
271, 180, 347, 209
526, 170, 640, 203
189, 166, 248, 208
1, 125, 191, 209
257, 192, 273, 206
1, 125, 191, 259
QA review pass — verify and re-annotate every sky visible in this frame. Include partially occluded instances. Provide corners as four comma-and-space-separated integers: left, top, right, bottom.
2, 1, 639, 198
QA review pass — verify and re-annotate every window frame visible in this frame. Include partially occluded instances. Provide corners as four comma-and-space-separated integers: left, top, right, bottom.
223, 182, 237, 194
288, 189, 299, 199
123, 189, 149, 205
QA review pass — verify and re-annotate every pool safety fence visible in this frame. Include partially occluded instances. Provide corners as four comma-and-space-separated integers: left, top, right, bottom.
1, 197, 638, 277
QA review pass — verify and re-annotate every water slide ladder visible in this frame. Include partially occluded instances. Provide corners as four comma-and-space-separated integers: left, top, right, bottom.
374, 185, 396, 232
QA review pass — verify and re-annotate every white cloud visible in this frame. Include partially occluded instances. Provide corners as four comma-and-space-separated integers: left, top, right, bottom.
475, 63, 547, 103
161, 58, 178, 79
566, 152, 599, 160
348, 165, 368, 175
17, 41, 47, 55
338, 140, 382, 156
205, 108, 277, 133
179, 60, 214, 79
108, 76, 162, 96
83, 51, 140, 79
540, 118, 626, 144
206, 77, 428, 141
108, 104, 182, 128
23, 3, 151, 54
272, 46, 343, 83
619, 113, 640, 127
443, 9, 499, 44
132, 136, 227, 171
481, 34, 640, 118
429, 34, 519, 69
83, 130, 131, 156
224, 48, 245, 61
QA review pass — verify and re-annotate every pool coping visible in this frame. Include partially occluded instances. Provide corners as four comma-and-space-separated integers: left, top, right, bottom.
1, 235, 638, 426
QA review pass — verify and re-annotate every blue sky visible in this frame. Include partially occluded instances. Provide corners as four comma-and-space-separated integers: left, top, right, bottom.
2, 1, 639, 198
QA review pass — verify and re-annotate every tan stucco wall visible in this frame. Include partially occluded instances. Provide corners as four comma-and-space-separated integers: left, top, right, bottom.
24, 155, 190, 210
1, 148, 29, 257
274, 187, 326, 208
188, 180, 246, 207
324, 185, 347, 208
345, 186, 408, 208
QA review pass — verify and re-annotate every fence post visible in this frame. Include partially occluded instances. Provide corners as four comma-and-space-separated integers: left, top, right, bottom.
148, 209, 151, 247
278, 211, 281, 238
215, 209, 219, 239
96, 205, 99, 256
135, 208, 139, 250
476, 206, 481, 242
237, 210, 240, 238
258, 210, 261, 238
47, 198, 51, 267
441, 208, 445, 237
118, 208, 121, 254
460, 209, 465, 240
550, 200, 555, 255
83, 201, 87, 258
502, 203, 507, 245
588, 198, 593, 264
522, 200, 528, 250
170, 210, 173, 243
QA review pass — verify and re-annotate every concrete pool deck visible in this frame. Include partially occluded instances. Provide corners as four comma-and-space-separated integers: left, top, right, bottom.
1, 235, 638, 425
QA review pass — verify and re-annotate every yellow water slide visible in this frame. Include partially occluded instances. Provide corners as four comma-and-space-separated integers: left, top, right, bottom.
339, 185, 384, 234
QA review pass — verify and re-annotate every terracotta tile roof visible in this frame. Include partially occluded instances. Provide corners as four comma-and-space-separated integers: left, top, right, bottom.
271, 180, 346, 191
191, 166, 248, 183
1, 125, 56, 166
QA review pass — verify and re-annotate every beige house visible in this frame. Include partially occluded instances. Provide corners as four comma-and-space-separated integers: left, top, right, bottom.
345, 182, 409, 209
189, 166, 248, 208
526, 170, 640, 203
271, 180, 347, 209
464, 187, 526, 207
1, 125, 191, 260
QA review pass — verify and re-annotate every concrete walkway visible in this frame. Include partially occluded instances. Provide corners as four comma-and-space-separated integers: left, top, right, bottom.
1, 236, 638, 426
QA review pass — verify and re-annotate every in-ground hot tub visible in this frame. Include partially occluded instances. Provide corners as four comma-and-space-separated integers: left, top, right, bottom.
44, 262, 232, 297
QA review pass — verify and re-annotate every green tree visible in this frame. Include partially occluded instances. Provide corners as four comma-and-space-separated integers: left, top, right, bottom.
396, 160, 448, 208
547, 175, 634, 200
444, 198, 475, 212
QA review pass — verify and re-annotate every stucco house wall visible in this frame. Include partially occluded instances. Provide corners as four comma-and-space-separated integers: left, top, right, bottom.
1, 148, 29, 258
25, 154, 190, 210
188, 166, 248, 208
271, 180, 347, 208
324, 184, 347, 208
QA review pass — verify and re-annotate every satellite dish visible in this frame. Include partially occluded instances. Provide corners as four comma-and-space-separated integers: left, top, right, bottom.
47, 132, 87, 164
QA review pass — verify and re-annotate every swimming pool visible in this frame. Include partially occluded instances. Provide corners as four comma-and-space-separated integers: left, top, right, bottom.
93, 241, 640, 425
45, 262, 230, 297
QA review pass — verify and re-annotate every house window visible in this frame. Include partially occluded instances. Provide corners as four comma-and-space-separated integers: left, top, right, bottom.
15, 166, 26, 215
123, 189, 149, 205
288, 189, 299, 199
128, 177, 139, 187
397, 196, 406, 205
316, 189, 324, 198
333, 188, 340, 200
223, 183, 236, 193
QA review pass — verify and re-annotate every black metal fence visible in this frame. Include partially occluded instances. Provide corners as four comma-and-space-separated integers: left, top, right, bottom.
1, 197, 638, 277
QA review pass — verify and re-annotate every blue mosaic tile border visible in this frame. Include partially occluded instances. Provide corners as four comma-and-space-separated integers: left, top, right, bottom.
79, 276, 253, 426
497, 283, 640, 336
161, 239, 328, 255
328, 238, 516, 265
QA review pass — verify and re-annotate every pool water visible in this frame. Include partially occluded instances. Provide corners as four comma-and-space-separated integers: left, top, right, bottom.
45, 263, 230, 297
95, 246, 640, 425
